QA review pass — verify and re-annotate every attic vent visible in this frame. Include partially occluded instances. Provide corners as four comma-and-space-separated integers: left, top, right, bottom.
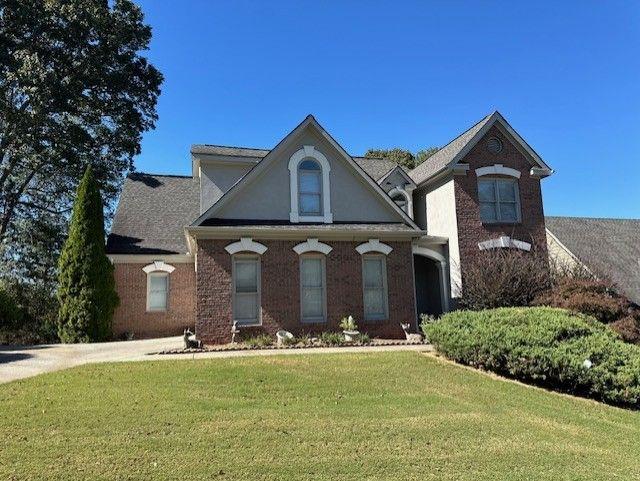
487, 137, 503, 154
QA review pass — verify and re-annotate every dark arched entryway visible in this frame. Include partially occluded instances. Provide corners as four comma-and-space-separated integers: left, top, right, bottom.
414, 254, 444, 319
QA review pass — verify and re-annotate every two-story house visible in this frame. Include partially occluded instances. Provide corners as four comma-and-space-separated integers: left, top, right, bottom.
106, 112, 553, 344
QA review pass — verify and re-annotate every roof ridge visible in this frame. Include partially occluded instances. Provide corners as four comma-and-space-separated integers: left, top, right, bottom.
547, 215, 640, 222
128, 172, 193, 179
190, 143, 271, 151
409, 112, 492, 175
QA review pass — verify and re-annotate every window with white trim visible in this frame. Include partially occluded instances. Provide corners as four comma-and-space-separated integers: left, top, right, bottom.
478, 177, 521, 223
147, 272, 168, 311
298, 159, 322, 216
300, 254, 326, 322
391, 192, 408, 213
233, 254, 261, 325
362, 254, 389, 321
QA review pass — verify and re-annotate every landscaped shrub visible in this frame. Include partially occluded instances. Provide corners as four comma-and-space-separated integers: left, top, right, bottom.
458, 248, 550, 310
422, 307, 640, 408
57, 166, 119, 342
319, 332, 345, 346
243, 334, 273, 348
0, 283, 23, 328
533, 277, 630, 324
610, 316, 640, 345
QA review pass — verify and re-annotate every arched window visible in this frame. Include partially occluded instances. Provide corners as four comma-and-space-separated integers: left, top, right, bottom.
391, 192, 407, 212
288, 145, 332, 223
298, 159, 322, 216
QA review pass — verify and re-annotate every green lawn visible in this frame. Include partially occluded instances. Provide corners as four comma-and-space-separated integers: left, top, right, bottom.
1, 352, 639, 480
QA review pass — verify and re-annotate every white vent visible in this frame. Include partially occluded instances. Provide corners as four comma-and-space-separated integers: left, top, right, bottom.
487, 137, 503, 154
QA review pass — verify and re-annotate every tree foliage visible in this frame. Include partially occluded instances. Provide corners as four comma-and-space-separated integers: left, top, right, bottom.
0, 0, 162, 284
57, 166, 118, 342
364, 146, 438, 169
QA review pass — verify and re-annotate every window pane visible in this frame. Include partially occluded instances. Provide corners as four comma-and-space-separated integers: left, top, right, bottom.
149, 290, 167, 310
235, 293, 258, 322
149, 275, 167, 293
299, 171, 321, 193
235, 260, 257, 293
301, 288, 323, 319
299, 193, 321, 215
364, 288, 385, 317
299, 159, 320, 171
499, 203, 518, 222
498, 180, 517, 202
301, 258, 322, 287
478, 180, 496, 202
480, 202, 497, 222
363, 258, 383, 288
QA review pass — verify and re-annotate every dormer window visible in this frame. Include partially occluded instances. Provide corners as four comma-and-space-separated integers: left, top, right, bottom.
298, 159, 322, 216
391, 192, 407, 212
288, 145, 332, 223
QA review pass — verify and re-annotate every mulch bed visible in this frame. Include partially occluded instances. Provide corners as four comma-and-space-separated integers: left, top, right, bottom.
152, 338, 426, 355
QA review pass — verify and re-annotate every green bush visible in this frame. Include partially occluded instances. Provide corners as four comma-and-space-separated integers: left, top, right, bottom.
243, 334, 273, 348
0, 284, 23, 328
423, 307, 640, 408
57, 166, 119, 342
319, 332, 345, 346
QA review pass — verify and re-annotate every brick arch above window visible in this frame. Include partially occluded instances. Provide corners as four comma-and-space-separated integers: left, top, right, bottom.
142, 260, 175, 274
355, 239, 393, 255
293, 238, 332, 255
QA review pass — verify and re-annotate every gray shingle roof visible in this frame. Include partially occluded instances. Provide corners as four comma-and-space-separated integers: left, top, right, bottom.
409, 113, 492, 185
106, 173, 199, 254
199, 218, 415, 232
190, 144, 400, 181
546, 216, 640, 305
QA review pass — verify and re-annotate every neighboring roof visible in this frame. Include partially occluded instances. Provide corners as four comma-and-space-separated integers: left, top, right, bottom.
545, 216, 640, 305
353, 157, 400, 180
409, 111, 552, 186
106, 173, 199, 254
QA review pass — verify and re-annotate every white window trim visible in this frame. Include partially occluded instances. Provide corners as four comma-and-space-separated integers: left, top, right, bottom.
288, 145, 332, 223
362, 254, 389, 321
146, 271, 169, 312
293, 238, 333, 255
355, 239, 393, 256
388, 187, 413, 218
232, 254, 262, 326
478, 236, 531, 251
299, 253, 328, 323
475, 164, 521, 179
225, 237, 268, 255
142, 260, 176, 274
478, 177, 522, 224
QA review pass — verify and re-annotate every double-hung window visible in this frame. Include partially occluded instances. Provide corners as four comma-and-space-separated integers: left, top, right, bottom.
233, 255, 261, 326
300, 254, 326, 322
478, 178, 521, 223
147, 273, 168, 311
298, 159, 322, 216
362, 255, 389, 321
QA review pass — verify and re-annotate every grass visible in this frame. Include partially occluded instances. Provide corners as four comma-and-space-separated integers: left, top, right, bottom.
1, 352, 639, 480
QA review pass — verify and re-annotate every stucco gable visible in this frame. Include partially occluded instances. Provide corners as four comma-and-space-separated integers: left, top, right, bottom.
192, 116, 418, 228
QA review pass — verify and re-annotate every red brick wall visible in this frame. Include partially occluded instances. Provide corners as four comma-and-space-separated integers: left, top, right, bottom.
196, 239, 416, 345
112, 262, 196, 339
454, 124, 548, 277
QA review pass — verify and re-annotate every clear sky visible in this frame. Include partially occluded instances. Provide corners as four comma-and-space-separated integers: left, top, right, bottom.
135, 0, 639, 219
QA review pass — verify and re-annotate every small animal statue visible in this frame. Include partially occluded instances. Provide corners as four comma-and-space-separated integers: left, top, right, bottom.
183, 328, 202, 349
230, 320, 240, 344
400, 323, 423, 343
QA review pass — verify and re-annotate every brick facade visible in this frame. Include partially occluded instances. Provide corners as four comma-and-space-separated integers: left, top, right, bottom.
196, 239, 416, 345
112, 262, 196, 339
454, 124, 548, 278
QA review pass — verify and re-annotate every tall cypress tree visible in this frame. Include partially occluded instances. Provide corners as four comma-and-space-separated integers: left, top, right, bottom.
57, 166, 119, 342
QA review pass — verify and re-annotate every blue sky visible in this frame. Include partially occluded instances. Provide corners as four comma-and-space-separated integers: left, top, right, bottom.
135, 0, 639, 218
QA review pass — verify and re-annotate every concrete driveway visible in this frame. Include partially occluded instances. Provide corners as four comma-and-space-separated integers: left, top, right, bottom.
0, 336, 183, 384
1, 337, 430, 384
